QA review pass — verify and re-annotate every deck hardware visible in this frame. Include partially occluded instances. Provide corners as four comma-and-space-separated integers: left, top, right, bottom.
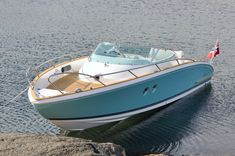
75, 88, 82, 93
61, 65, 72, 72
94, 75, 100, 80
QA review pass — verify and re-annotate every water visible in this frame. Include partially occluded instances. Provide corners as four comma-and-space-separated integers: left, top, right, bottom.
0, 0, 235, 155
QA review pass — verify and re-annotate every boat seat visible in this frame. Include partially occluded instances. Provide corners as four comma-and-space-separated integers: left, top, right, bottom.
174, 50, 184, 59
151, 49, 176, 62
37, 88, 67, 98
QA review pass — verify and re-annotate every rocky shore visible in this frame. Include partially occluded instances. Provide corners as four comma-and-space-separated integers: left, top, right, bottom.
0, 133, 126, 156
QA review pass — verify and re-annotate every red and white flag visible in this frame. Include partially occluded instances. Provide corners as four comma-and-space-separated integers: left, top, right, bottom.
208, 39, 220, 59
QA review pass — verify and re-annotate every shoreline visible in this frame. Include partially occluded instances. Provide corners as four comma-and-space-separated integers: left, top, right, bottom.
0, 133, 126, 156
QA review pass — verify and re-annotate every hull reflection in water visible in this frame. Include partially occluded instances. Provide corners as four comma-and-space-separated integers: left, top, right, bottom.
67, 84, 212, 156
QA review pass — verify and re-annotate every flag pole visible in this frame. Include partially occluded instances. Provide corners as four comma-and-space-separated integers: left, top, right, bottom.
208, 39, 220, 65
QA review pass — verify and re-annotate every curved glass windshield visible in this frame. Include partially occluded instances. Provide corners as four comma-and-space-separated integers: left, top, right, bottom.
90, 42, 176, 65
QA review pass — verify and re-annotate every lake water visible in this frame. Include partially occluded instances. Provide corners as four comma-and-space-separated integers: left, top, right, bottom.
0, 0, 235, 155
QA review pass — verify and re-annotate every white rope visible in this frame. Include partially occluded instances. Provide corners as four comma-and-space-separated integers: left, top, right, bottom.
6, 87, 29, 105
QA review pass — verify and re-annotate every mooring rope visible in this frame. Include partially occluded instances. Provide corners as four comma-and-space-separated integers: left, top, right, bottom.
6, 87, 29, 105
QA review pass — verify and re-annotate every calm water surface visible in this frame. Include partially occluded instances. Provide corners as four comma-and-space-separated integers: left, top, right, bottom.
0, 0, 235, 155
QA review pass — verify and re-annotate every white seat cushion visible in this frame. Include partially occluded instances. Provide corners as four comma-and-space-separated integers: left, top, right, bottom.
37, 88, 67, 98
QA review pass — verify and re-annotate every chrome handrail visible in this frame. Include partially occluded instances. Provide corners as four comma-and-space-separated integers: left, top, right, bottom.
99, 58, 195, 76
46, 58, 195, 94
26, 48, 93, 89
26, 48, 92, 78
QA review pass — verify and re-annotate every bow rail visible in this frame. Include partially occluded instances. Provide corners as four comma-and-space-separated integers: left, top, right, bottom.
26, 48, 93, 89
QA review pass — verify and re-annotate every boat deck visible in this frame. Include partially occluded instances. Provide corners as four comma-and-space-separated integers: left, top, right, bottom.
29, 57, 195, 100
47, 74, 103, 93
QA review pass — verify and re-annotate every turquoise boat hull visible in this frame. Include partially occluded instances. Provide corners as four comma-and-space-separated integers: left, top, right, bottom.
32, 63, 213, 130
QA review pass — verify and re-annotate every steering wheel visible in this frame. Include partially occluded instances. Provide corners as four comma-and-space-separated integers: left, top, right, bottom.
106, 47, 125, 57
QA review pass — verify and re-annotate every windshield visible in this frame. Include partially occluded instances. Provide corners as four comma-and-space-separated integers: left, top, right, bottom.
90, 42, 176, 65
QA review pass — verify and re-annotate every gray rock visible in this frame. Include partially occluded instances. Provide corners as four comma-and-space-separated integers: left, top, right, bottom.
0, 133, 126, 156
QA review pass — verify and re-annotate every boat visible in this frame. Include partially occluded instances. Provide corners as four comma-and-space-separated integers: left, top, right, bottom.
27, 41, 220, 130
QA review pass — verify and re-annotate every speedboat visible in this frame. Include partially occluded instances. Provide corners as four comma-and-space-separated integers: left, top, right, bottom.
27, 41, 219, 130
